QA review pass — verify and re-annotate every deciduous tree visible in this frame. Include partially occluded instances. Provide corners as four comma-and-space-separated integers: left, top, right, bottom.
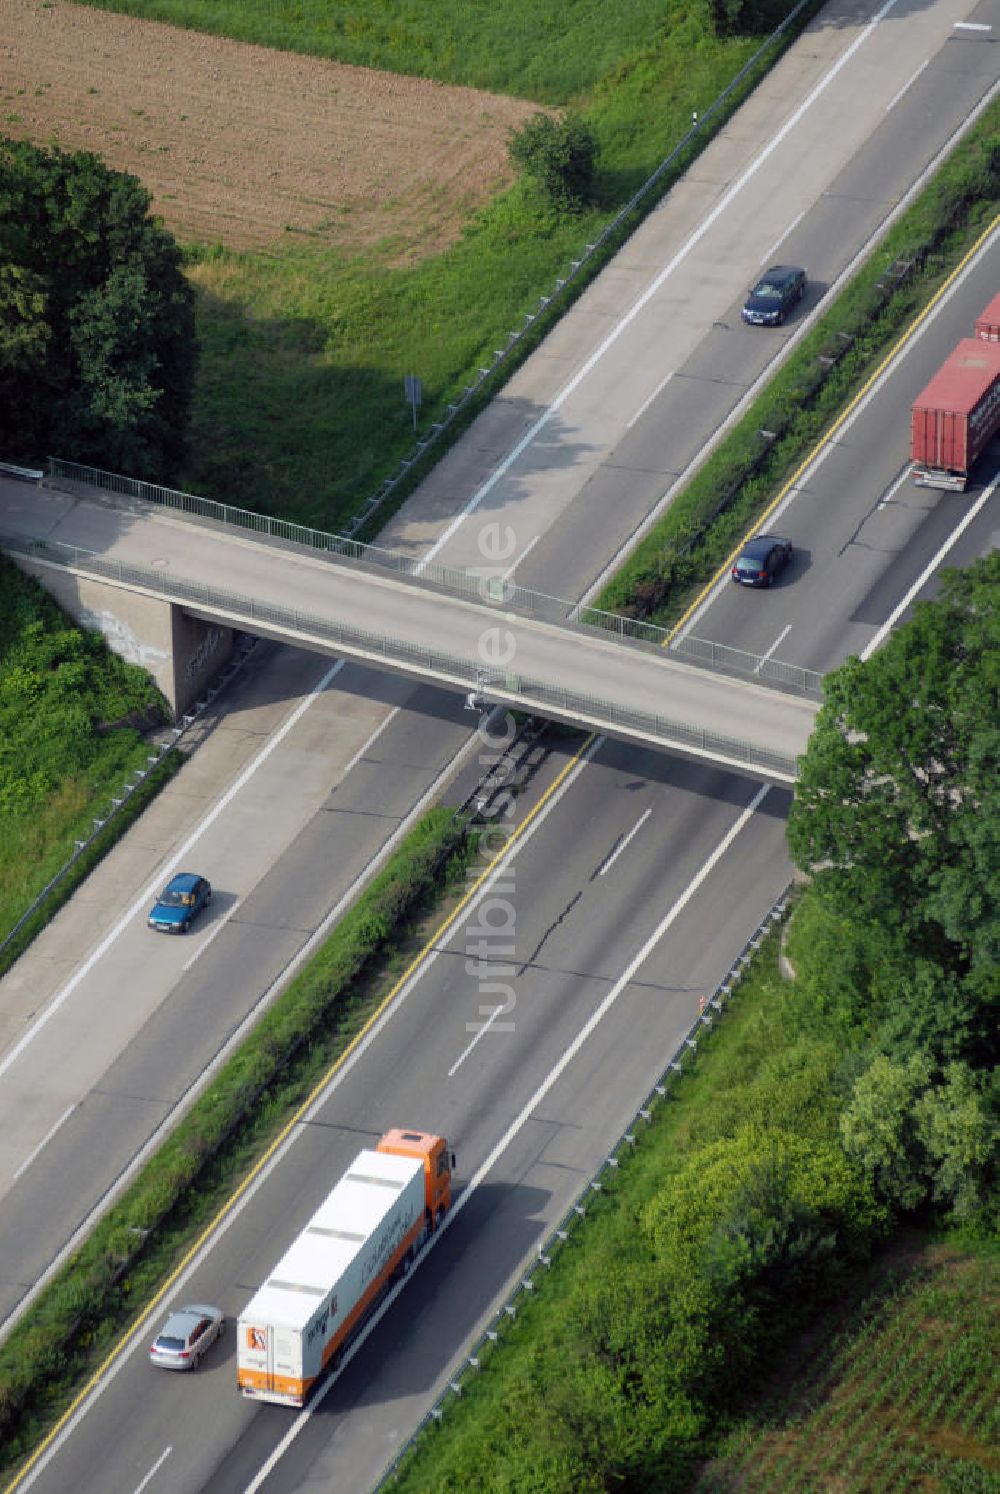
0, 138, 196, 478
788, 554, 999, 1067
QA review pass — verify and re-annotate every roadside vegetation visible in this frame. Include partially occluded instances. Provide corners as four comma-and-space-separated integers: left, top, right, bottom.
390, 556, 998, 1491
0, 806, 476, 1476
1, 4, 997, 1487
78, 0, 809, 528
0, 559, 171, 972
703, 1237, 999, 1490
597, 98, 1000, 626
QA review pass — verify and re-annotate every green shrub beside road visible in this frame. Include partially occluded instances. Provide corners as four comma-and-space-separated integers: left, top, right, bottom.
0, 806, 473, 1474
0, 558, 170, 969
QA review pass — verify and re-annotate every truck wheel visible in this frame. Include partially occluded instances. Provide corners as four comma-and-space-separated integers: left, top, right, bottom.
435, 1207, 446, 1231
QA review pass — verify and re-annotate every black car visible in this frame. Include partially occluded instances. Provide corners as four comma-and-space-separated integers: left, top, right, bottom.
741, 265, 806, 326
731, 535, 793, 588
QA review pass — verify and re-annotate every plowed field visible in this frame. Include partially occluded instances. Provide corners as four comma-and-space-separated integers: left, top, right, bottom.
2, 0, 539, 254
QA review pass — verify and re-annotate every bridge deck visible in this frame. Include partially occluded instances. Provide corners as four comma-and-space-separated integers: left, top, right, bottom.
0, 481, 818, 781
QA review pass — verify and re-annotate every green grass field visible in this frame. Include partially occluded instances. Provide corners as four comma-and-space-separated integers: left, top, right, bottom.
78, 0, 710, 102
75, 0, 779, 529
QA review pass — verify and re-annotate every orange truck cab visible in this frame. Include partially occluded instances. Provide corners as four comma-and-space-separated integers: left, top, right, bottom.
377, 1127, 455, 1228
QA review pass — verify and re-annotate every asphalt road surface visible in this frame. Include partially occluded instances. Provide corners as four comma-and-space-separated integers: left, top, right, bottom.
3, 0, 998, 1489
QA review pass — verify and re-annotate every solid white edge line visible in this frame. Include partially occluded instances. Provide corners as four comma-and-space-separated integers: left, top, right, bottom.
675, 217, 1000, 638
242, 780, 772, 1494
581, 76, 1000, 614
420, 0, 899, 567
859, 474, 997, 660
0, 710, 485, 1346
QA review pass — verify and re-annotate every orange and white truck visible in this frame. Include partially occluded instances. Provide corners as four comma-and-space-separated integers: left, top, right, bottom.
237, 1128, 454, 1405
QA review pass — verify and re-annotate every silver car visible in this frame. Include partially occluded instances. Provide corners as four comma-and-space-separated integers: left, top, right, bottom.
149, 1303, 224, 1371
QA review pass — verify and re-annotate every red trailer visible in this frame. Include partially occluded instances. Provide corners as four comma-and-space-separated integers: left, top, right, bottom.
911, 338, 1000, 490
974, 292, 1000, 342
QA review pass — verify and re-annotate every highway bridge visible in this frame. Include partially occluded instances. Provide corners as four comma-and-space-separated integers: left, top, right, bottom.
0, 476, 819, 782
0, 0, 995, 1489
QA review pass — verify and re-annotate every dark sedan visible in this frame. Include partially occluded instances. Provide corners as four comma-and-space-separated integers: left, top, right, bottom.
731, 535, 793, 588
741, 265, 806, 326
147, 872, 212, 933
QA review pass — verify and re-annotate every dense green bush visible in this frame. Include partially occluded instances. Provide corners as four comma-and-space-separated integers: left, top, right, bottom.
0, 565, 165, 815
508, 113, 599, 211
0, 138, 196, 478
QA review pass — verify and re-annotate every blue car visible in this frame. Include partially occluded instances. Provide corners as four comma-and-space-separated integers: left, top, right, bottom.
148, 872, 212, 933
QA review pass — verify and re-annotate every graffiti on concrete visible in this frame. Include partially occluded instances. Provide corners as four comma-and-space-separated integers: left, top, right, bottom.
80, 608, 168, 672
184, 625, 227, 684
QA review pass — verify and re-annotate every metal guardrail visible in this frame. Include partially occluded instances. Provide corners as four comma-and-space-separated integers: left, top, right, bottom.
3, 531, 802, 780
45, 459, 823, 698
376, 885, 795, 1488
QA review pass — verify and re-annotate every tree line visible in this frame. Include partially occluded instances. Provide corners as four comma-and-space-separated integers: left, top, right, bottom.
0, 138, 196, 480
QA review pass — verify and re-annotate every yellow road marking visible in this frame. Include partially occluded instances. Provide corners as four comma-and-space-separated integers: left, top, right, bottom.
3, 730, 595, 1492
665, 212, 1000, 642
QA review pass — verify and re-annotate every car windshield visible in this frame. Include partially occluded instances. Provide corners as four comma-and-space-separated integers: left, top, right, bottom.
753, 282, 783, 300
736, 556, 764, 571
159, 889, 192, 907
155, 1335, 186, 1351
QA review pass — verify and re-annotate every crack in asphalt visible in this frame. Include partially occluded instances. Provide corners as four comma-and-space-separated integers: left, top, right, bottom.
516, 890, 583, 977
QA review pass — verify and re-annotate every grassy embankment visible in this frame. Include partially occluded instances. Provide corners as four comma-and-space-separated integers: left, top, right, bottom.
3, 8, 992, 1482
81, 0, 806, 530
0, 560, 174, 976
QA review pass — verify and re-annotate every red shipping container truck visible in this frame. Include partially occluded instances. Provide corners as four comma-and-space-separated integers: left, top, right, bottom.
910, 337, 1000, 490
974, 292, 1000, 342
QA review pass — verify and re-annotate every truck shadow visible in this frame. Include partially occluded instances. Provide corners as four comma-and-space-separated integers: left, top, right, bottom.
302, 1176, 559, 1414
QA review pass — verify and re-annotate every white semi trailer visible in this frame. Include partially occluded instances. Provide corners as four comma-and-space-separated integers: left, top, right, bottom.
237, 1128, 453, 1405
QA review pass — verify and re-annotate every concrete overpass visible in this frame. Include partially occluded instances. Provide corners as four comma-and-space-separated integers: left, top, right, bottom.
0, 472, 820, 783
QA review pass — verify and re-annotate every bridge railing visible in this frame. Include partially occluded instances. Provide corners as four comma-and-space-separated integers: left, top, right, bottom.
45, 459, 823, 698
2, 530, 801, 781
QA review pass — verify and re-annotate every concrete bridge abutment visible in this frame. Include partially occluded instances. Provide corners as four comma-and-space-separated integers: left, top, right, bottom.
11, 559, 234, 719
